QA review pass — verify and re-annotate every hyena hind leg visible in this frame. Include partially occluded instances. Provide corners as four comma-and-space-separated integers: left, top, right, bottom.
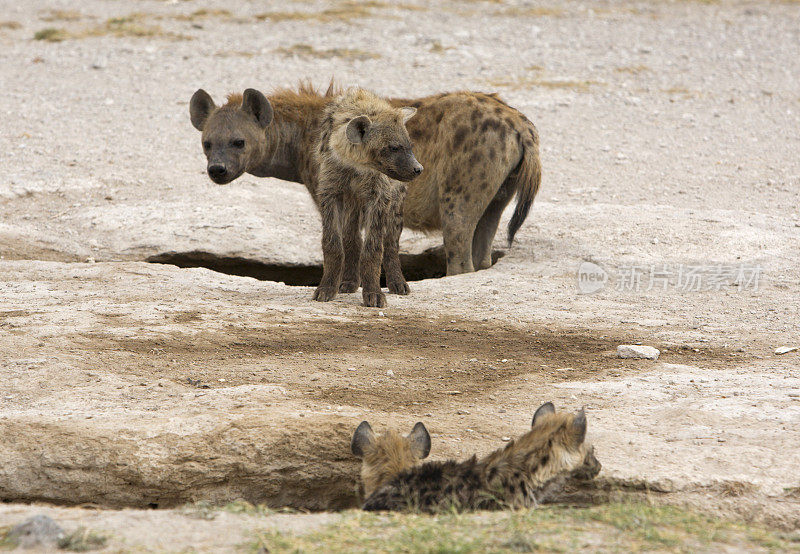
472, 178, 516, 270
441, 198, 480, 275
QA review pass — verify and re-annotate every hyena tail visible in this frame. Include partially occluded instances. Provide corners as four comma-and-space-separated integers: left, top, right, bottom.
506, 134, 542, 247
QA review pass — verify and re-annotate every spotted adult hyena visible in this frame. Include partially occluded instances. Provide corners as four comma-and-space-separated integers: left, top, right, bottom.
189, 83, 541, 276
350, 403, 601, 512
313, 89, 422, 308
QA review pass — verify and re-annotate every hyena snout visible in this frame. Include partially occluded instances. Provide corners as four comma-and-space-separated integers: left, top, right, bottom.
208, 163, 228, 180
390, 154, 424, 182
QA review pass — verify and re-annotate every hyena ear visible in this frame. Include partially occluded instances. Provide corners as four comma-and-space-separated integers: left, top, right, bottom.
190, 89, 216, 131
407, 422, 431, 459
351, 421, 375, 458
241, 88, 274, 129
532, 402, 556, 426
400, 107, 417, 124
345, 115, 372, 144
572, 409, 587, 444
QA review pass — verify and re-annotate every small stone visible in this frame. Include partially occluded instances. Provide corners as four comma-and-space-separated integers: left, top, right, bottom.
775, 346, 798, 355
617, 344, 660, 360
386, 369, 395, 377
501, 436, 512, 441
378, 311, 385, 317
445, 390, 461, 395
457, 409, 470, 415
7, 515, 64, 549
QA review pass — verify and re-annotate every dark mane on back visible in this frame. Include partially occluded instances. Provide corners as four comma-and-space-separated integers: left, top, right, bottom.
221, 80, 340, 124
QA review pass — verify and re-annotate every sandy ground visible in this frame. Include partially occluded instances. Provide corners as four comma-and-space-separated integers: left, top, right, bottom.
1, 0, 799, 550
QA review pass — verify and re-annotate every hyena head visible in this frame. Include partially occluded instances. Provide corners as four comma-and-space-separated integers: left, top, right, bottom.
524, 402, 601, 481
351, 420, 431, 497
330, 90, 423, 182
189, 88, 273, 185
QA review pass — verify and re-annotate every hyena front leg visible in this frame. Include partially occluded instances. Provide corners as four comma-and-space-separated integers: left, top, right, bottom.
382, 185, 409, 295
340, 205, 362, 293
313, 191, 345, 302
360, 198, 388, 308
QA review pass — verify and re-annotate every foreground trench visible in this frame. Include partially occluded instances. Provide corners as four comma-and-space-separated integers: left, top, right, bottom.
0, 287, 751, 512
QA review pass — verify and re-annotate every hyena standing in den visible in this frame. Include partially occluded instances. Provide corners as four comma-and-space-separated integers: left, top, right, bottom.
313, 89, 422, 308
350, 403, 601, 512
189, 84, 541, 277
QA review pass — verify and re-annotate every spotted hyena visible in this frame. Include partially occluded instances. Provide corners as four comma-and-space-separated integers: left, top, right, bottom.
313, 89, 422, 308
189, 83, 541, 276
350, 403, 601, 512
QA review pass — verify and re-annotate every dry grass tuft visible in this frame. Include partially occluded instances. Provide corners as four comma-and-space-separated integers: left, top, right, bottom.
616, 64, 650, 74
275, 43, 380, 60
429, 40, 451, 53
490, 76, 601, 92
39, 9, 85, 22
214, 50, 255, 58
33, 15, 193, 42
0, 21, 22, 30
493, 6, 564, 17
255, 1, 393, 23
174, 9, 233, 21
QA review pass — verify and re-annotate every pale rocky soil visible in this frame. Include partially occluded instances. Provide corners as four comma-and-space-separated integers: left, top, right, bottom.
1, 0, 799, 551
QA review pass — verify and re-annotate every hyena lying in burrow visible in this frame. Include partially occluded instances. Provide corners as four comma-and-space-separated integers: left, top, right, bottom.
189, 83, 541, 276
313, 88, 422, 308
350, 403, 600, 512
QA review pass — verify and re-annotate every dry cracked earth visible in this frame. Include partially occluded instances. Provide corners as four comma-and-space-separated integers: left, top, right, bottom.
0, 0, 799, 551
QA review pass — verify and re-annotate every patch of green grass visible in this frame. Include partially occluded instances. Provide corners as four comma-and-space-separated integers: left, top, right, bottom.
181, 499, 289, 520
249, 502, 798, 553
57, 527, 107, 552
0, 526, 18, 550
34, 27, 68, 41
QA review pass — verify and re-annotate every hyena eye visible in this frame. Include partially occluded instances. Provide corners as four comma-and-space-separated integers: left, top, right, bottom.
232, 139, 245, 148
388, 144, 401, 153
202, 141, 211, 151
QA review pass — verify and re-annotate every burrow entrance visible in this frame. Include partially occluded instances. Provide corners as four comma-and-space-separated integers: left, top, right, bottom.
146, 247, 505, 286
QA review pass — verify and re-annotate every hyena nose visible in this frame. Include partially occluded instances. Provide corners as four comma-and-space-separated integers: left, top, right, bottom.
413, 164, 423, 175
208, 164, 227, 178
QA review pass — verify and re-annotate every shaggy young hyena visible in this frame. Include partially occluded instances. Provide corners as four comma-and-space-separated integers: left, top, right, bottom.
313, 89, 422, 308
350, 403, 601, 512
189, 83, 541, 276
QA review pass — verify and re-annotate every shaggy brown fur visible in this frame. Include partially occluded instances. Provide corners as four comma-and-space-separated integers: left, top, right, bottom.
189, 82, 541, 276
351, 420, 431, 498
312, 89, 422, 307
351, 403, 601, 513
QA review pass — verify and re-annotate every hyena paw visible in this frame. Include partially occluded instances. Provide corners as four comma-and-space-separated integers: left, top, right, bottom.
339, 280, 360, 293
312, 286, 338, 302
362, 291, 387, 308
387, 280, 410, 295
